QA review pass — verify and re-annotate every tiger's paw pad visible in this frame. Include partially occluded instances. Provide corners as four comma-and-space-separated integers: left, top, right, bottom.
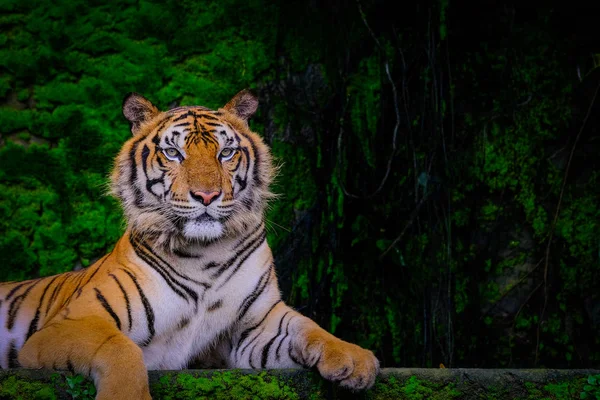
316, 340, 380, 390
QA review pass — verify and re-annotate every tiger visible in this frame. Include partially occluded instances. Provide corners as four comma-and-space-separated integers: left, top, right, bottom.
0, 90, 380, 399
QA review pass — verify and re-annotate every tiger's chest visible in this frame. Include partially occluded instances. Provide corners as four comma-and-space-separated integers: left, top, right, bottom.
136, 240, 274, 369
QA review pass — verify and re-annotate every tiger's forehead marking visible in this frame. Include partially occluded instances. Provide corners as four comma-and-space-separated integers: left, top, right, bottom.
154, 107, 239, 150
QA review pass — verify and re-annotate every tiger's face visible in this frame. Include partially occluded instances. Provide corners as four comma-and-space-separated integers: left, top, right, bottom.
111, 90, 274, 246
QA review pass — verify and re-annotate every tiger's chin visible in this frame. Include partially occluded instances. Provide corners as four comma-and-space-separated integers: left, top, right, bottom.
182, 215, 225, 241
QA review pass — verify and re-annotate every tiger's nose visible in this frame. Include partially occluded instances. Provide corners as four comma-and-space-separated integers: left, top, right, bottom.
190, 190, 221, 206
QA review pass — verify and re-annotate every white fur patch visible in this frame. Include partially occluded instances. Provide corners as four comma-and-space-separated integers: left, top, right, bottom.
183, 217, 224, 240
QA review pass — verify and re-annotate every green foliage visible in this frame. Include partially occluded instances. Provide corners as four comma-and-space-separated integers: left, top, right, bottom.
1, 0, 598, 369
63, 375, 95, 400
581, 375, 600, 400
0, 375, 57, 400
151, 371, 302, 400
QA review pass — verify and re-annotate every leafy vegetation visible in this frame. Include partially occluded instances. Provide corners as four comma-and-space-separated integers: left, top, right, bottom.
0, 0, 598, 368
151, 371, 305, 400
581, 374, 600, 400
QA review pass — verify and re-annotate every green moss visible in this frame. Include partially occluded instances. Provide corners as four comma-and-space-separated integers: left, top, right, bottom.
151, 371, 307, 400
516, 378, 586, 399
366, 376, 460, 400
0, 375, 57, 400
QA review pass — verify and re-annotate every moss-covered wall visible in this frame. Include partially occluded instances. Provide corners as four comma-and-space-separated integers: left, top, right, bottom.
2, 369, 600, 400
0, 0, 599, 369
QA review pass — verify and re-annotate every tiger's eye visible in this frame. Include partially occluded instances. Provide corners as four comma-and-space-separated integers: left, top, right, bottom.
163, 148, 181, 160
220, 148, 235, 160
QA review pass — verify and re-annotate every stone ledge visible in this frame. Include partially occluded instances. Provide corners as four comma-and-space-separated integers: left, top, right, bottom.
1, 368, 599, 399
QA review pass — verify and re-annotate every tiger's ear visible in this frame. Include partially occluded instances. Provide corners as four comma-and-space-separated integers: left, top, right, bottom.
223, 89, 258, 122
122, 93, 160, 135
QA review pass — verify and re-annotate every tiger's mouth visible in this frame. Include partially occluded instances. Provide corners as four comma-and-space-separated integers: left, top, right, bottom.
181, 212, 224, 241
195, 213, 217, 222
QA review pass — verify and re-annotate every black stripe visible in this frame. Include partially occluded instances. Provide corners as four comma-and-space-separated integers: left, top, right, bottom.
232, 131, 242, 144
207, 299, 223, 312
94, 288, 121, 330
235, 147, 251, 194
231, 153, 242, 172
120, 268, 155, 346
275, 316, 294, 361
72, 252, 112, 301
154, 116, 173, 134
156, 154, 167, 170
138, 239, 210, 288
238, 326, 265, 363
129, 136, 147, 207
8, 340, 19, 368
49, 273, 76, 309
214, 230, 267, 284
236, 300, 282, 352
237, 264, 273, 321
26, 276, 60, 340
110, 274, 132, 331
80, 254, 109, 290
203, 261, 218, 270
230, 224, 262, 252
244, 133, 262, 186
235, 175, 247, 193
133, 238, 205, 303
200, 114, 219, 121
6, 281, 33, 301
130, 237, 192, 302
287, 340, 304, 366
173, 249, 201, 258
142, 144, 167, 199
261, 311, 291, 368
73, 274, 85, 303
7, 280, 41, 330
46, 276, 68, 315
248, 341, 260, 368
172, 111, 195, 122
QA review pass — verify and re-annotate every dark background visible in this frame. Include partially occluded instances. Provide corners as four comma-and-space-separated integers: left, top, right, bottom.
1, 0, 599, 368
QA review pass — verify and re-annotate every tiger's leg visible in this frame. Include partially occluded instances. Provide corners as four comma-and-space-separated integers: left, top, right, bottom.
18, 316, 150, 400
229, 301, 380, 390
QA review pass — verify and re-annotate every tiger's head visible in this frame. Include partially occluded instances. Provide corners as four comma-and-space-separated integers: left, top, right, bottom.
111, 90, 274, 248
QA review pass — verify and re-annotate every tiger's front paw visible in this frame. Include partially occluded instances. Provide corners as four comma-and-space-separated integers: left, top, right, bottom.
307, 338, 380, 390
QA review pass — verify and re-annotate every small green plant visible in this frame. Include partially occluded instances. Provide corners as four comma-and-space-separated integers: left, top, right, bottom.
0, 375, 57, 400
581, 375, 600, 399
64, 375, 96, 400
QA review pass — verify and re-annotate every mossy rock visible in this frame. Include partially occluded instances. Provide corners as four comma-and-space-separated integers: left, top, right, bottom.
1, 368, 599, 399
